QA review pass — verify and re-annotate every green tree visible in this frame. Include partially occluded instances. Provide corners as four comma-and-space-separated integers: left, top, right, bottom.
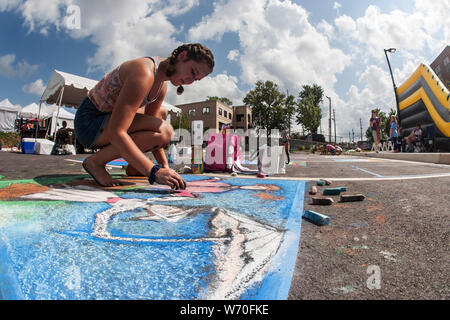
243, 80, 289, 135
365, 108, 392, 142
296, 84, 324, 134
206, 96, 233, 106
170, 112, 190, 131
383, 108, 397, 138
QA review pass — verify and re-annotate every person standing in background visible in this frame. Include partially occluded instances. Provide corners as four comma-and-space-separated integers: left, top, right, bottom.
370, 110, 381, 153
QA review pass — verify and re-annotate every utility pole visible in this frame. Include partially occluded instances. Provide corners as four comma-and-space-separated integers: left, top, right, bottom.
326, 96, 331, 143
333, 109, 336, 145
360, 118, 363, 142
352, 129, 355, 143
286, 89, 291, 136
349, 132, 351, 145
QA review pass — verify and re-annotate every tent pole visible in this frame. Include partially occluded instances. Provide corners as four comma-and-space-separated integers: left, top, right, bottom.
178, 111, 181, 143
35, 101, 43, 139
53, 87, 65, 139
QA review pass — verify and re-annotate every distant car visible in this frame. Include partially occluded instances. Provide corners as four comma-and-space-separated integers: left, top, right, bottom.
357, 141, 371, 150
305, 133, 326, 143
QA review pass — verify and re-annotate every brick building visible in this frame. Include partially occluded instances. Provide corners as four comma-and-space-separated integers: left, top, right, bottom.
430, 45, 450, 90
232, 105, 253, 131
175, 99, 233, 132
174, 99, 255, 133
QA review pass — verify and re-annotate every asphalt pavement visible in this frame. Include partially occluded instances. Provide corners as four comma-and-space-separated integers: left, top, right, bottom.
0, 150, 449, 300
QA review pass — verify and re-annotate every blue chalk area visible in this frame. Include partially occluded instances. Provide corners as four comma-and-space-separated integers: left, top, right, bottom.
242, 181, 305, 300
107, 160, 128, 166
241, 159, 258, 165
78, 158, 129, 166
0, 177, 305, 300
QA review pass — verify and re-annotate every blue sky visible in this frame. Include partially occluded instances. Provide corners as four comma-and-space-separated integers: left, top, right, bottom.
0, 0, 448, 140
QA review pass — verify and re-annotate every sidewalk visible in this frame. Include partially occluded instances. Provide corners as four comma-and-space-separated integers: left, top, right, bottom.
352, 151, 450, 165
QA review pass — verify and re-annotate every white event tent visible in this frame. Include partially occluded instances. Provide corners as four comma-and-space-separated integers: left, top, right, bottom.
20, 103, 59, 119
0, 98, 21, 132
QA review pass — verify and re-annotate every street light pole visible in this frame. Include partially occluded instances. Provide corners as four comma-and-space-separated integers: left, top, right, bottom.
333, 109, 336, 144
326, 96, 331, 144
384, 48, 400, 125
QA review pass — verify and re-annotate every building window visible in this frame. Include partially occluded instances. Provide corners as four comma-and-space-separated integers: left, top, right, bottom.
202, 107, 210, 115
444, 57, 450, 73
435, 65, 441, 76
189, 109, 196, 116
236, 114, 244, 122
218, 108, 223, 116
229, 113, 232, 120
248, 114, 251, 123
224, 110, 228, 118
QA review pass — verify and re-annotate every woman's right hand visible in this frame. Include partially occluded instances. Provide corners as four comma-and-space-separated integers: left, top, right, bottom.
155, 167, 187, 190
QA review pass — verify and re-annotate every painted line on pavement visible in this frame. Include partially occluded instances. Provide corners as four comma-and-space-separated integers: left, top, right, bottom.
351, 166, 384, 178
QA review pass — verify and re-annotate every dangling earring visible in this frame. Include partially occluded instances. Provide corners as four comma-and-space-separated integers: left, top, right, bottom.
177, 85, 184, 95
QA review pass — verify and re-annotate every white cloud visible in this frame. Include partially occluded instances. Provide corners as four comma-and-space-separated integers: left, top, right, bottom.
0, 0, 19, 11
335, 14, 356, 34
227, 49, 239, 61
0, 54, 39, 78
188, 0, 350, 95
3, 0, 200, 72
22, 78, 46, 96
18, 0, 68, 33
165, 73, 245, 106
317, 20, 334, 39
334, 2, 449, 62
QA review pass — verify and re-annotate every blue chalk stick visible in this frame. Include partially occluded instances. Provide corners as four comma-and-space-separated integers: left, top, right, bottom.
303, 210, 330, 226
340, 187, 347, 192
323, 188, 342, 196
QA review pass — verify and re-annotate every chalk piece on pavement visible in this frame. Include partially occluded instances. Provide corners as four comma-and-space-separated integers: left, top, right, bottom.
323, 188, 343, 196
303, 210, 330, 226
309, 186, 318, 195
340, 194, 366, 202
317, 180, 326, 186
312, 197, 334, 205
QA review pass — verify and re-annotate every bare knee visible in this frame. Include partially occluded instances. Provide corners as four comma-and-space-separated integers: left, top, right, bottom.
160, 122, 174, 146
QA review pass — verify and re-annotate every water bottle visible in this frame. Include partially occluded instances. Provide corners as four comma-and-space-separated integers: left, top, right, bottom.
168, 143, 177, 164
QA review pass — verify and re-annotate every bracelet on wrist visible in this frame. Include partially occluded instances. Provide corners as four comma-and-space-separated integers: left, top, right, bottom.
148, 164, 162, 185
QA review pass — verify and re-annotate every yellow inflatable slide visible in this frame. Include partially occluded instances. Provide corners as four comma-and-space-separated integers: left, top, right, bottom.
396, 63, 450, 149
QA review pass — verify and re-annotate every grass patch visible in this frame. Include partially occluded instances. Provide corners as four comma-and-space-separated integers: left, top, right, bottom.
0, 132, 20, 148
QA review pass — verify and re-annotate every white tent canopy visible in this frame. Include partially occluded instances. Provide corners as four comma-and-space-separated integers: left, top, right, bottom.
41, 70, 98, 108
162, 101, 181, 114
20, 103, 59, 119
40, 69, 181, 112
0, 98, 21, 132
